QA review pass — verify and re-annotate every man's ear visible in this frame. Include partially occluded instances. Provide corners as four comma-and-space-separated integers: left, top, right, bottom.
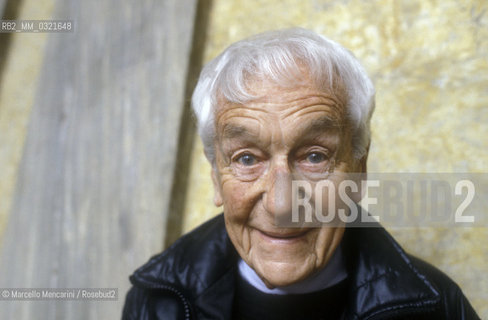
353, 142, 370, 203
211, 167, 223, 207
357, 142, 370, 173
358, 153, 368, 173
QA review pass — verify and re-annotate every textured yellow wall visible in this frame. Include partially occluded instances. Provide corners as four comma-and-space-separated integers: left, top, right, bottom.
0, 0, 55, 242
183, 0, 488, 316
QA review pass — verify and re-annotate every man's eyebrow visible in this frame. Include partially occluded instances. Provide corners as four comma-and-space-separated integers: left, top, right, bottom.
221, 124, 257, 140
298, 116, 343, 134
220, 116, 341, 140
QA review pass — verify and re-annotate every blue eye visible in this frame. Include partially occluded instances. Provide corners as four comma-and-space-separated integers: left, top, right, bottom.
237, 154, 257, 166
307, 152, 326, 164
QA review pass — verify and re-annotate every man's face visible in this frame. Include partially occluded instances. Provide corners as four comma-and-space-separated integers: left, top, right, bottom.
212, 76, 365, 288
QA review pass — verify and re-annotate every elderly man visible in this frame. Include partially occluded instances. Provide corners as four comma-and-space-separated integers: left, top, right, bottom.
123, 28, 478, 319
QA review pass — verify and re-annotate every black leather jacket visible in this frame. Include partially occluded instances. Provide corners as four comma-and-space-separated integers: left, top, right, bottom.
122, 214, 480, 319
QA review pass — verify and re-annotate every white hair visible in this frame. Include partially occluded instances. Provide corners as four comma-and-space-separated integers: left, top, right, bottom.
191, 27, 375, 165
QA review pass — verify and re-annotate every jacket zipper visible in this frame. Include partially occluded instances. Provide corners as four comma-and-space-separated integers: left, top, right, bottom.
158, 284, 192, 320
133, 279, 193, 320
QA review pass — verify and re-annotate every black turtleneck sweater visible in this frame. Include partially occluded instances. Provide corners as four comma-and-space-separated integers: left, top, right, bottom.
232, 275, 349, 320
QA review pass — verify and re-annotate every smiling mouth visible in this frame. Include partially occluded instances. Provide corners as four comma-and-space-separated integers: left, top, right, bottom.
257, 229, 310, 240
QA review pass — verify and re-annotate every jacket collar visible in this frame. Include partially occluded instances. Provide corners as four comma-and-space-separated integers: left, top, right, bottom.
131, 214, 440, 319
342, 225, 440, 319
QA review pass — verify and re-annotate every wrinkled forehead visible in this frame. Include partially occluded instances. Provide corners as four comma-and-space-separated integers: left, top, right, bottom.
214, 74, 349, 128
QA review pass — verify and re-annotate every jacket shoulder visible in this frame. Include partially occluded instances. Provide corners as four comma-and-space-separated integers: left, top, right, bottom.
130, 214, 229, 290
408, 255, 480, 320
123, 214, 236, 319
342, 226, 480, 319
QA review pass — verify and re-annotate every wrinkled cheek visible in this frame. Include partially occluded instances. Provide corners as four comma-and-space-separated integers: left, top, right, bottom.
222, 182, 255, 219
314, 227, 344, 268
221, 181, 257, 255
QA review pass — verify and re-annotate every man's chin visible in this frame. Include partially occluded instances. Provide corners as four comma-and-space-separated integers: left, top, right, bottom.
254, 260, 314, 289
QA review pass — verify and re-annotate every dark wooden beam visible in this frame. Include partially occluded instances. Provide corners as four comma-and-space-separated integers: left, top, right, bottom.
165, 0, 213, 249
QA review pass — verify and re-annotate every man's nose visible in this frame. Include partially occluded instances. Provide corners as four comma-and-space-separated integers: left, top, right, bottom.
263, 162, 293, 219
